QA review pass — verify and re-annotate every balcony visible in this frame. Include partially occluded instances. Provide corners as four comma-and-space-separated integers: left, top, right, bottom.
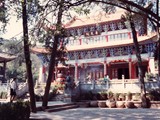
66, 33, 154, 51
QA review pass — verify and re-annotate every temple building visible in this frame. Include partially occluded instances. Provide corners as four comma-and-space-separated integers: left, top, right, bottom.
31, 9, 157, 83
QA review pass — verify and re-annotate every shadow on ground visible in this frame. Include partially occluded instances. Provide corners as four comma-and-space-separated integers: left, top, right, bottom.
30, 108, 160, 120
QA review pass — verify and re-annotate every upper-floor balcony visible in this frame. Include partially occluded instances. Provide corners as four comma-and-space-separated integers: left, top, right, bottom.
66, 30, 156, 51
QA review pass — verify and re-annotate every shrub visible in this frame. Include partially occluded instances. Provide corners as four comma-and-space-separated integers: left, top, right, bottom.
0, 100, 30, 120
114, 93, 120, 101
119, 93, 125, 101
133, 93, 141, 101
107, 91, 114, 99
147, 89, 160, 101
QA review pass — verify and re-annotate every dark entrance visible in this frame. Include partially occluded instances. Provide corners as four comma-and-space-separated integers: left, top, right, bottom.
118, 68, 129, 79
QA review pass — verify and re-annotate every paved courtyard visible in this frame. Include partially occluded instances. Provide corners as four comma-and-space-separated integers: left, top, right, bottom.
30, 108, 160, 120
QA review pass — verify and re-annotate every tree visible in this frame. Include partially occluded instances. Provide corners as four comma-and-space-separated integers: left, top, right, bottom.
30, 0, 93, 108
0, 0, 8, 34
123, 11, 148, 107
0, 38, 27, 81
22, 0, 36, 112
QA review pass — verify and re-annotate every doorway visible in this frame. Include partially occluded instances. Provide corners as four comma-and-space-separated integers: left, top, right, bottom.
118, 68, 129, 79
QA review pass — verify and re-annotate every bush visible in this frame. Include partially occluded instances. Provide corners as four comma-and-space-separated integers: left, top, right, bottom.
0, 100, 30, 120
147, 89, 160, 101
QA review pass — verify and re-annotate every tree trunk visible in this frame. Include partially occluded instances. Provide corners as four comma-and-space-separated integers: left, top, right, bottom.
157, 30, 160, 76
22, 0, 36, 113
156, 0, 160, 76
42, 34, 59, 108
42, 0, 64, 108
129, 16, 148, 108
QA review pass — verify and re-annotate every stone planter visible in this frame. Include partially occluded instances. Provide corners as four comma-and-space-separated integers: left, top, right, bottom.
106, 100, 116, 108
98, 101, 106, 108
90, 101, 98, 107
125, 101, 135, 108
116, 101, 125, 108
134, 101, 141, 108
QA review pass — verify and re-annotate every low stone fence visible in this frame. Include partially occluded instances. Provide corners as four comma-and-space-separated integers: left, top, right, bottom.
79, 79, 160, 93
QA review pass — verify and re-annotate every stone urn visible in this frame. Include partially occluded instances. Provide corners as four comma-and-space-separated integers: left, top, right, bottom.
116, 101, 125, 108
90, 101, 98, 107
98, 101, 106, 108
134, 101, 142, 108
106, 100, 116, 108
125, 101, 135, 108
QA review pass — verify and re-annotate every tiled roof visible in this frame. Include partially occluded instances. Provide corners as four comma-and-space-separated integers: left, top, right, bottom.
65, 9, 125, 29
30, 47, 51, 54
0, 53, 17, 63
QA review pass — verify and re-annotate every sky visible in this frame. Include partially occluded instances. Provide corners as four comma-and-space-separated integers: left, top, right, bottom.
2, 16, 23, 39
1, 1, 102, 40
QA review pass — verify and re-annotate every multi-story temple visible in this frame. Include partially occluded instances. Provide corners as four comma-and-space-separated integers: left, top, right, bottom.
31, 9, 157, 83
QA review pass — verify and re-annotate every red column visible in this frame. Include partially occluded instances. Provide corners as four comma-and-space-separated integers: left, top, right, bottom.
108, 63, 111, 80
75, 63, 78, 81
104, 61, 107, 76
147, 57, 150, 72
129, 58, 132, 79
105, 35, 108, 42
136, 31, 139, 37
79, 37, 82, 45
132, 63, 136, 79
128, 32, 131, 39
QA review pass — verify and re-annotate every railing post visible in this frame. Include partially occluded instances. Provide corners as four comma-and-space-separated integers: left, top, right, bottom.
122, 75, 125, 88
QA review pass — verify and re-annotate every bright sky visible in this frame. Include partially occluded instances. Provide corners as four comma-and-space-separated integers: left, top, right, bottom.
1, 2, 102, 40
1, 16, 23, 39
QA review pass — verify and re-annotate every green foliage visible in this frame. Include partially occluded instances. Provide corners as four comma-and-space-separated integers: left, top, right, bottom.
0, 101, 30, 120
133, 93, 141, 101
54, 84, 65, 90
0, 0, 8, 34
0, 39, 27, 82
147, 89, 160, 101
107, 91, 114, 99
114, 93, 120, 101
145, 72, 155, 81
119, 93, 126, 101
73, 6, 90, 15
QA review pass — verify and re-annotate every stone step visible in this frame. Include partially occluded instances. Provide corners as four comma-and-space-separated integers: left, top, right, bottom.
47, 103, 76, 108
44, 103, 79, 112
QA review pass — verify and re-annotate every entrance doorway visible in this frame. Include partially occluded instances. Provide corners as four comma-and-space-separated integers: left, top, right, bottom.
118, 68, 129, 79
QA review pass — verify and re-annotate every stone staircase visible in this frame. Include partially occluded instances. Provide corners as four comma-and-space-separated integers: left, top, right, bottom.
44, 103, 79, 112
